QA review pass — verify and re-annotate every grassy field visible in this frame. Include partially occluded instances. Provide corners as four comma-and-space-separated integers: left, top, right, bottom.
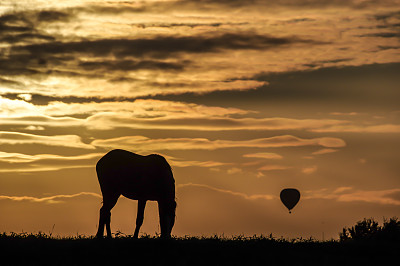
0, 232, 398, 265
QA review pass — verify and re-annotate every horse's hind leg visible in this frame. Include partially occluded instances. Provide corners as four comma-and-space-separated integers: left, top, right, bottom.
96, 194, 119, 238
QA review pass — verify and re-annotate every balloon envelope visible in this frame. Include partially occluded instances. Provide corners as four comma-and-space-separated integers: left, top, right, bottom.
280, 188, 300, 213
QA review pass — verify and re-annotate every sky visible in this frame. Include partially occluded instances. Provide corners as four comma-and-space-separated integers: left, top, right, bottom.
0, 0, 399, 240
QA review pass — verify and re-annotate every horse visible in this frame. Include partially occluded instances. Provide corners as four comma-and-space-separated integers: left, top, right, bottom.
95, 149, 176, 239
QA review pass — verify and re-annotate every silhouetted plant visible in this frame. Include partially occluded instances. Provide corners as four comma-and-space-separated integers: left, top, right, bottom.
379, 217, 400, 241
340, 217, 400, 242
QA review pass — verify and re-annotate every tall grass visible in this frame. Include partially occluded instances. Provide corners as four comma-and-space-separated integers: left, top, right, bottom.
0, 230, 398, 265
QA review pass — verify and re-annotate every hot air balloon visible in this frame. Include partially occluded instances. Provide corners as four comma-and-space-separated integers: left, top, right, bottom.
280, 188, 300, 213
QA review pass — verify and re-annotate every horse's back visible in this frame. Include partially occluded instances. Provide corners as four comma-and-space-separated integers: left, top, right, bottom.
96, 149, 174, 200
97, 149, 142, 170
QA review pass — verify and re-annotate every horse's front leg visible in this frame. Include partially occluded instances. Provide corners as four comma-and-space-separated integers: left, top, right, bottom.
133, 200, 146, 239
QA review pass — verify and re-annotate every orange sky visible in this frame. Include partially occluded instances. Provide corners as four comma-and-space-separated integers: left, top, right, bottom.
0, 0, 399, 240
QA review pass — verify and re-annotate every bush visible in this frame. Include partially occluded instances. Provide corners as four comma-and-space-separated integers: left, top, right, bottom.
340, 217, 400, 242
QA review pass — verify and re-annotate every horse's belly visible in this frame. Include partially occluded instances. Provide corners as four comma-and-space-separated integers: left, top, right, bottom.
121, 191, 159, 201
121, 185, 160, 201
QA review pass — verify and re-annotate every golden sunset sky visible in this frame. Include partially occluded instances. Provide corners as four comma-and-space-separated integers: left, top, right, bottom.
0, 0, 399, 239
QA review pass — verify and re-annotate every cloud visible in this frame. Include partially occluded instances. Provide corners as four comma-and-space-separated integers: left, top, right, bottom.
302, 165, 318, 174
359, 32, 400, 38
0, 9, 71, 47
310, 124, 400, 133
258, 165, 291, 171
178, 183, 275, 201
0, 131, 94, 149
0, 97, 257, 128
0, 150, 229, 172
0, 115, 83, 129
0, 151, 102, 164
180, 0, 399, 8
17, 93, 32, 101
136, 0, 400, 13
227, 167, 242, 174
0, 96, 353, 133
329, 112, 360, 116
0, 151, 104, 172
0, 192, 101, 204
243, 152, 283, 159
79, 59, 187, 72
16, 33, 323, 61
333, 187, 353, 193
86, 113, 347, 131
65, 0, 398, 18
91, 135, 346, 152
311, 149, 338, 155
169, 159, 229, 168
237, 63, 400, 110
23, 125, 45, 131
5, 96, 397, 134
131, 22, 248, 29
304, 187, 400, 206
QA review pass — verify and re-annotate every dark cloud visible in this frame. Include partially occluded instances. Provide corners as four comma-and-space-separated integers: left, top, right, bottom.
0, 78, 22, 87
0, 15, 32, 33
317, 58, 353, 64
0, 32, 55, 43
0, 9, 71, 46
14, 33, 324, 62
0, 55, 42, 76
373, 10, 400, 21
281, 18, 316, 24
248, 63, 400, 109
385, 191, 400, 201
377, 45, 400, 50
252, 62, 399, 100
37, 10, 71, 22
132, 22, 248, 29
70, 4, 147, 14
52, 0, 400, 17
150, 63, 400, 113
359, 32, 400, 38
0, 9, 72, 30
179, 0, 400, 9
78, 59, 187, 71
1, 31, 325, 81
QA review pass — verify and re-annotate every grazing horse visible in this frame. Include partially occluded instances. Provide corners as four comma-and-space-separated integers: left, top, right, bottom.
95, 149, 176, 239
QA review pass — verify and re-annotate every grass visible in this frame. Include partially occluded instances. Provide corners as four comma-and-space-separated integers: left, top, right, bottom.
0, 232, 398, 265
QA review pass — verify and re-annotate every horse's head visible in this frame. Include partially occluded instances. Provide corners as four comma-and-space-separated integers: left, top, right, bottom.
160, 199, 177, 238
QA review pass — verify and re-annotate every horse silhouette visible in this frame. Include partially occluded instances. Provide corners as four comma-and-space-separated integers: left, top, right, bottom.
95, 149, 176, 239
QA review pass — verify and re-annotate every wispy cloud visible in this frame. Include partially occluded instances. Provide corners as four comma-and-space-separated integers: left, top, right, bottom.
243, 152, 283, 159
0, 192, 101, 204
258, 165, 291, 171
169, 159, 229, 168
311, 124, 400, 133
91, 135, 346, 152
302, 165, 318, 174
2, 96, 355, 132
0, 151, 227, 172
311, 149, 338, 155
178, 183, 275, 201
0, 152, 102, 163
85, 113, 347, 131
0, 131, 94, 149
304, 187, 400, 206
